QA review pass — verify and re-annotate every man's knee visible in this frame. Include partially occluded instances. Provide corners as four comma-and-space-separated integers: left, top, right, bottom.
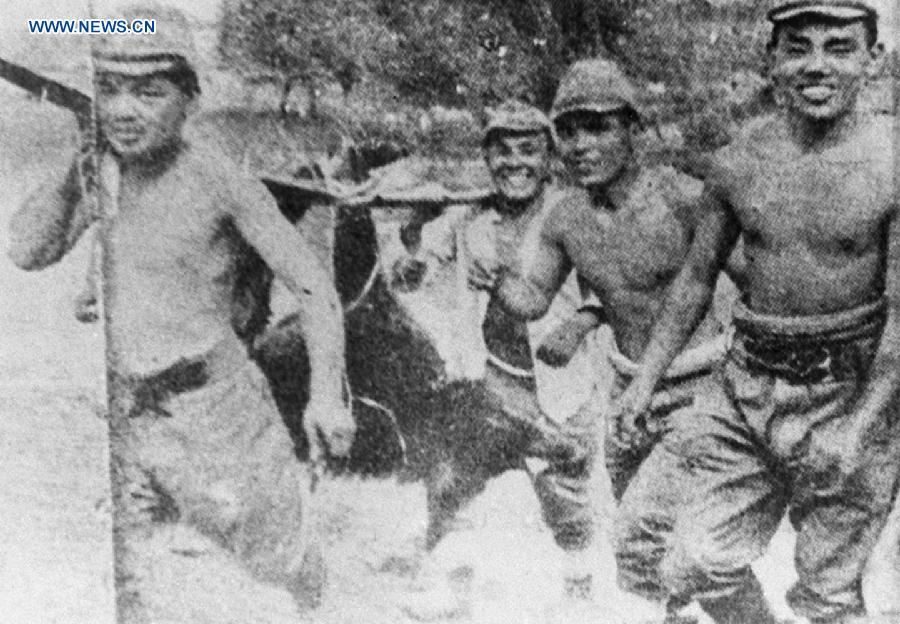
612, 505, 670, 600
785, 582, 867, 624
659, 539, 754, 602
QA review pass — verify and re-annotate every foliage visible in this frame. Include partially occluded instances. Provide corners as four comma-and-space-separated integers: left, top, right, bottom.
218, 0, 786, 149
219, 0, 398, 115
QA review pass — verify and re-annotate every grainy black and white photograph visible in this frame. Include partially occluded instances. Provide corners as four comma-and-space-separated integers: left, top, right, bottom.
0, 0, 898, 622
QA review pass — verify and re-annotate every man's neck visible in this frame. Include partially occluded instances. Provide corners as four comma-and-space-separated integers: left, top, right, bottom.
494, 186, 545, 219
118, 137, 185, 178
587, 164, 640, 212
785, 106, 862, 153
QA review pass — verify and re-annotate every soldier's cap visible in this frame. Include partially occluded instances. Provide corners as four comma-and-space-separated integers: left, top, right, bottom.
483, 99, 557, 150
92, 3, 199, 89
767, 0, 878, 23
551, 59, 643, 124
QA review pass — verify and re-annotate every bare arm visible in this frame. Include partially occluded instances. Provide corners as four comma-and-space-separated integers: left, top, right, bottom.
632, 185, 741, 393
8, 158, 93, 270
536, 307, 604, 367
231, 183, 345, 397
391, 205, 462, 291
850, 206, 900, 421
494, 223, 572, 321
607, 184, 739, 446
399, 204, 445, 253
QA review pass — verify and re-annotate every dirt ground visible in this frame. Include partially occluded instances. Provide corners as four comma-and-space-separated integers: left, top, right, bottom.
2, 87, 892, 624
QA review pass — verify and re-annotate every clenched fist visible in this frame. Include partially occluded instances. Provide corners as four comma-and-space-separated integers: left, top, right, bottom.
536, 310, 601, 367
304, 397, 356, 461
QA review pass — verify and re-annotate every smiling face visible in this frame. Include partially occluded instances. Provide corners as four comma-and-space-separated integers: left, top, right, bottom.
483, 130, 551, 205
96, 71, 195, 161
554, 110, 633, 190
769, 18, 879, 122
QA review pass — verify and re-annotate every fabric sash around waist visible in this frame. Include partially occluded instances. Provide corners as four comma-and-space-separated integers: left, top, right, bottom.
486, 354, 536, 381
111, 341, 249, 418
731, 297, 887, 383
732, 297, 887, 345
608, 333, 729, 381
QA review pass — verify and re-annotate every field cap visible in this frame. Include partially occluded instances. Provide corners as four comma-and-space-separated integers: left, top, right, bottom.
483, 99, 556, 149
767, 0, 878, 23
551, 58, 643, 123
92, 3, 199, 83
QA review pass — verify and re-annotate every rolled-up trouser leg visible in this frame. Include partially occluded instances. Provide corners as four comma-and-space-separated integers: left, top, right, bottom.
534, 459, 594, 551
612, 443, 692, 602
783, 390, 900, 623
655, 407, 785, 610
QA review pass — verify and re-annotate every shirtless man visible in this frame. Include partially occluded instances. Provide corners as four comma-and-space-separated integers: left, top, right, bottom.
476, 59, 732, 619
7, 5, 354, 619
611, 2, 898, 622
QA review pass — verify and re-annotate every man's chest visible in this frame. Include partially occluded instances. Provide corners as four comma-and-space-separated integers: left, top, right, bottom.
564, 202, 691, 294
732, 159, 891, 252
108, 187, 233, 278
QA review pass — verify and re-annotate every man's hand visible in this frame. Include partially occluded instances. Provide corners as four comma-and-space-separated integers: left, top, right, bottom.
74, 289, 99, 323
391, 256, 427, 292
467, 257, 502, 291
608, 379, 655, 450
561, 400, 603, 465
304, 397, 356, 461
536, 311, 600, 367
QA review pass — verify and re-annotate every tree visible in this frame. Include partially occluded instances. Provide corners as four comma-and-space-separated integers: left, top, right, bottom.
219, 0, 398, 118
218, 0, 773, 150
374, 1, 565, 109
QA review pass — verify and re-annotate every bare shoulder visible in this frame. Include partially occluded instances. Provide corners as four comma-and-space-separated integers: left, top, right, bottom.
858, 114, 898, 213
703, 114, 784, 200
846, 114, 894, 169
643, 164, 703, 208
545, 185, 592, 221
542, 185, 593, 240
182, 141, 276, 216
719, 114, 784, 169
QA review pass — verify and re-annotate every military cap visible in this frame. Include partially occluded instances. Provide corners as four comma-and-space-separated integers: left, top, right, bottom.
92, 3, 199, 83
551, 59, 643, 123
483, 99, 557, 148
767, 0, 878, 23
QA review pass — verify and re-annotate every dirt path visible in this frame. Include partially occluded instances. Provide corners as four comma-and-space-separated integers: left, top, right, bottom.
1, 93, 115, 623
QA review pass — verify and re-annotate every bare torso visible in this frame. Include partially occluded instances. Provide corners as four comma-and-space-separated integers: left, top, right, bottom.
547, 168, 717, 360
716, 114, 894, 315
104, 145, 252, 378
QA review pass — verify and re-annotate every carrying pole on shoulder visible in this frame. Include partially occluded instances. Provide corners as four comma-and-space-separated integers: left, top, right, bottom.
80, 2, 130, 620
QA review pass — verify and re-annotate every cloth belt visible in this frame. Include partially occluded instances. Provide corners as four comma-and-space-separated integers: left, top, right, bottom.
486, 352, 535, 379
112, 354, 222, 419
732, 297, 887, 384
607, 333, 730, 381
